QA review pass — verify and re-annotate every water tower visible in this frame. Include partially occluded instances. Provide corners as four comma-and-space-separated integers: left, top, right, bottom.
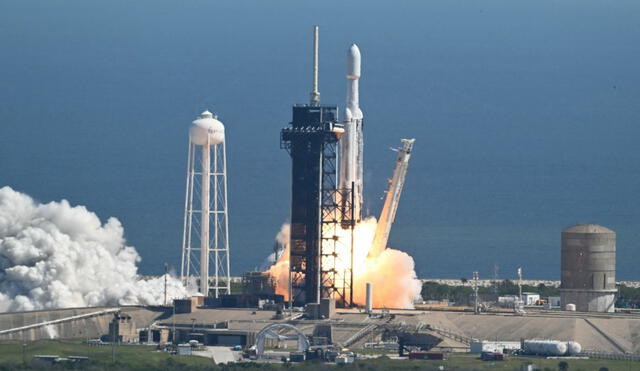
180, 110, 231, 297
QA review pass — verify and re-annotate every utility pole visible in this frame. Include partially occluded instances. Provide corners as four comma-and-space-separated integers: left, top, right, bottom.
164, 263, 168, 306
472, 271, 480, 314
517, 267, 523, 301
514, 267, 526, 315
172, 301, 176, 344
111, 316, 116, 363
492, 263, 499, 295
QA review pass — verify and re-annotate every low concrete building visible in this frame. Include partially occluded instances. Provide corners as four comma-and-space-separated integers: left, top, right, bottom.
522, 293, 540, 306
547, 296, 561, 308
319, 298, 335, 319
498, 295, 518, 308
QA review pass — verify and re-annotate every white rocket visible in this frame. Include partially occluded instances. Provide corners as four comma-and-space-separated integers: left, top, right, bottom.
339, 44, 364, 222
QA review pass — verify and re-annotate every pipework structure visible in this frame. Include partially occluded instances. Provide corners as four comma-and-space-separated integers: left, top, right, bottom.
180, 110, 231, 298
281, 26, 353, 306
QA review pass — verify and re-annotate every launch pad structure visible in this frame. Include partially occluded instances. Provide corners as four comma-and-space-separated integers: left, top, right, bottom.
280, 26, 415, 308
281, 26, 356, 307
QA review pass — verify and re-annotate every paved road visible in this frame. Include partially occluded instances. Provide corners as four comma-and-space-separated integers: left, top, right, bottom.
192, 346, 237, 364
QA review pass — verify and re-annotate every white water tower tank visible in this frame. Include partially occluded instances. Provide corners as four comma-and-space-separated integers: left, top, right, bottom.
190, 110, 225, 145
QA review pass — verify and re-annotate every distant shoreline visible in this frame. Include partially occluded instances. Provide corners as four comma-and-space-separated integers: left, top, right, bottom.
138, 275, 640, 289
421, 278, 640, 288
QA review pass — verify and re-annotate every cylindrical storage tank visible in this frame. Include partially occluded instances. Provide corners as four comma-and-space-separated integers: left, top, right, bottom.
523, 340, 567, 356
566, 341, 582, 355
560, 224, 616, 312
365, 283, 373, 314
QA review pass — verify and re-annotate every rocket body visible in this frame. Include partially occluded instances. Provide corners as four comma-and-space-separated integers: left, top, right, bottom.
339, 44, 364, 222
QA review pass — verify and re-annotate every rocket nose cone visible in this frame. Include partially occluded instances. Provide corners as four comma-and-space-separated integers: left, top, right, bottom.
349, 43, 361, 57
347, 44, 361, 79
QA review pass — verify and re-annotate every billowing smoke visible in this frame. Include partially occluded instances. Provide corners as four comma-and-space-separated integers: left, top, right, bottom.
267, 218, 422, 309
0, 186, 189, 312
258, 223, 289, 271
267, 224, 291, 300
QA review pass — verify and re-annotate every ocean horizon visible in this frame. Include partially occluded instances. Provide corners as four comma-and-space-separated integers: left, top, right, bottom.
1, 0, 639, 281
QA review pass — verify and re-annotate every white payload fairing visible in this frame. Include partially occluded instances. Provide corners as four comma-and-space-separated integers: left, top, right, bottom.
339, 44, 364, 222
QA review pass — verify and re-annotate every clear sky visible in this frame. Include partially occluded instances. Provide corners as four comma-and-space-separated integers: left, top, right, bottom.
1, 0, 639, 280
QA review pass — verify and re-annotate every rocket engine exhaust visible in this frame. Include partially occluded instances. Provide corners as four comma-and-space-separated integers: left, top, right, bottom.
268, 218, 421, 309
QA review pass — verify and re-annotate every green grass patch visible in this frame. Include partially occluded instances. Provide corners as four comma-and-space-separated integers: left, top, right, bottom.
0, 340, 214, 370
0, 341, 637, 370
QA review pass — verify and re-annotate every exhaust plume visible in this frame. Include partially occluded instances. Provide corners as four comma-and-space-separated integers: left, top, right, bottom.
0, 186, 189, 312
267, 218, 421, 309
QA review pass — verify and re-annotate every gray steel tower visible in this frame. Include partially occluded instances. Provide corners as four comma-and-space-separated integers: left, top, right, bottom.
280, 26, 353, 306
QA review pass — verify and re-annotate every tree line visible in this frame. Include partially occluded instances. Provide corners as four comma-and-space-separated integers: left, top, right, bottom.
421, 280, 560, 303
421, 280, 640, 308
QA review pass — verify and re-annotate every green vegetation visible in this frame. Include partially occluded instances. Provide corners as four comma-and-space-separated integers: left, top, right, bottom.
487, 280, 560, 298
616, 285, 640, 308
0, 340, 213, 370
0, 341, 637, 371
421, 280, 560, 303
421, 281, 474, 303
421, 280, 640, 308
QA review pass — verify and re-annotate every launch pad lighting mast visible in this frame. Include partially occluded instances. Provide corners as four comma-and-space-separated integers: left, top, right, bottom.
180, 110, 231, 298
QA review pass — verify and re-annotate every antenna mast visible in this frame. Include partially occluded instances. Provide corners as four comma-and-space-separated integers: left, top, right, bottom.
310, 25, 320, 106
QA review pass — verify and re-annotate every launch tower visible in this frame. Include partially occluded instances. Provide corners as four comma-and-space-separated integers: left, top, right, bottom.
180, 110, 231, 298
281, 26, 354, 306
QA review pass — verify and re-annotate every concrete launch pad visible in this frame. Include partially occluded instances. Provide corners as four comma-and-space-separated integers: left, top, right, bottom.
2, 306, 640, 355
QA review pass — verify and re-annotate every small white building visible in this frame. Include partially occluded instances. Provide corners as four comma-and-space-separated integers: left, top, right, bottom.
470, 341, 521, 354
335, 355, 355, 364
498, 295, 518, 308
547, 296, 561, 308
522, 292, 540, 306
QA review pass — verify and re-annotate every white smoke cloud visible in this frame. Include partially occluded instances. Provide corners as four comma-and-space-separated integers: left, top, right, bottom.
258, 223, 289, 271
0, 186, 189, 312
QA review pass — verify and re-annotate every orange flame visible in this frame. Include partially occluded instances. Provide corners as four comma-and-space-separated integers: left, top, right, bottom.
267, 217, 421, 309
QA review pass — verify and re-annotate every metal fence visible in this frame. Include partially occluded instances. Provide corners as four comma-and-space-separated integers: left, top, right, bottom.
581, 350, 640, 362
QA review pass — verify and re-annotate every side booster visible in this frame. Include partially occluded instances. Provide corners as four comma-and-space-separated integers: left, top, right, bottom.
339, 44, 364, 222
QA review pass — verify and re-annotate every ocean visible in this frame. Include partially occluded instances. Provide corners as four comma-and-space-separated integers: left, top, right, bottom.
1, 0, 639, 280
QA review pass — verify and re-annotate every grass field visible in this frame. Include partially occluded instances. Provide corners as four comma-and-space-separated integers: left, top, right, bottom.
0, 340, 214, 370
0, 340, 637, 370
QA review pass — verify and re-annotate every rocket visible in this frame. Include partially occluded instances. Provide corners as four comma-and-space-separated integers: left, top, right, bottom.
339, 44, 364, 222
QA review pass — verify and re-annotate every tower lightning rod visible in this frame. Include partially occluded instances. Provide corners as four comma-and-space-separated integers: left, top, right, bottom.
310, 25, 320, 106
